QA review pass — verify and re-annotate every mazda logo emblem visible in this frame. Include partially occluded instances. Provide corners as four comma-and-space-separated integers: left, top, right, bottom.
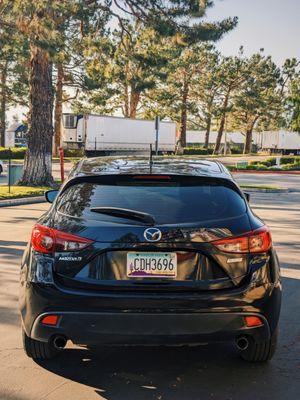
143, 227, 162, 242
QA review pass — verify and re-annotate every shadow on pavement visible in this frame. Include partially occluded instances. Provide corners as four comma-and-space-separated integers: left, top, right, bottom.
38, 343, 273, 400
31, 276, 300, 400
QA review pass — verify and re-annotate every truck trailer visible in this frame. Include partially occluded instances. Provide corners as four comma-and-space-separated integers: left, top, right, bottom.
62, 114, 177, 154
260, 130, 300, 155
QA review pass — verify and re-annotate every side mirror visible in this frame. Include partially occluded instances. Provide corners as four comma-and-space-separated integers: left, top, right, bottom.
244, 192, 250, 202
45, 190, 59, 203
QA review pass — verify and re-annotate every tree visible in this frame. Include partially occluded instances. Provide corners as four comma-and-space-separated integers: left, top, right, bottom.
0, 23, 29, 146
0, 0, 237, 184
0, 1, 83, 184
277, 59, 300, 132
52, 8, 110, 156
76, 22, 170, 118
287, 76, 300, 132
147, 44, 209, 147
232, 54, 281, 153
213, 51, 248, 154
189, 45, 221, 147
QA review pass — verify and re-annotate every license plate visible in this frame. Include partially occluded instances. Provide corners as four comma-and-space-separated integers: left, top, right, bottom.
127, 252, 177, 278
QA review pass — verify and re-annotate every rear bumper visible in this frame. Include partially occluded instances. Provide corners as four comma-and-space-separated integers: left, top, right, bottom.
20, 273, 281, 346
30, 311, 270, 345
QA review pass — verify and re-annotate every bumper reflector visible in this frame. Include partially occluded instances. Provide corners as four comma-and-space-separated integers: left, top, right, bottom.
244, 316, 263, 327
41, 315, 58, 326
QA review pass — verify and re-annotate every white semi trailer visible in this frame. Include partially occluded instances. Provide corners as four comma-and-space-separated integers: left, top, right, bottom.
260, 130, 300, 155
186, 130, 261, 146
62, 114, 177, 154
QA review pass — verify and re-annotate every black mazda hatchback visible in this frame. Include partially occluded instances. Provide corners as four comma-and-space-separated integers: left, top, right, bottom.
20, 157, 281, 362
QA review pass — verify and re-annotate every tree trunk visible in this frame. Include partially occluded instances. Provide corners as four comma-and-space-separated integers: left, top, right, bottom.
129, 90, 140, 118
204, 115, 211, 149
53, 63, 63, 157
179, 79, 189, 148
243, 116, 259, 154
19, 46, 54, 186
123, 84, 129, 117
213, 92, 230, 154
214, 113, 226, 154
0, 62, 8, 147
243, 129, 252, 154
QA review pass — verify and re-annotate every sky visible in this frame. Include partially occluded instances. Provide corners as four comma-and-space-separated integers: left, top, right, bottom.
206, 0, 300, 66
7, 0, 300, 124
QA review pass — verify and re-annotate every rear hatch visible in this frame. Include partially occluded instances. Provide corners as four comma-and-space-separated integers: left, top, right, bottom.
51, 174, 251, 291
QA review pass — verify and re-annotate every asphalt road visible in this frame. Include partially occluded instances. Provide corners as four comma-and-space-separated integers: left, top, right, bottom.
0, 193, 299, 400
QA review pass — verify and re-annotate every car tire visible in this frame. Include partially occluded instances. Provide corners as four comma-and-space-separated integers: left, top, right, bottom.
0, 165, 2, 175
239, 328, 278, 362
22, 328, 59, 360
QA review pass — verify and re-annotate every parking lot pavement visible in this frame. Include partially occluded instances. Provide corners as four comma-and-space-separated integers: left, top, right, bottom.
0, 193, 299, 400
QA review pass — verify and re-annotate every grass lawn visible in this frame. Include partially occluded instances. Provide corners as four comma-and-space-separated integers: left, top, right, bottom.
0, 186, 50, 200
240, 184, 281, 190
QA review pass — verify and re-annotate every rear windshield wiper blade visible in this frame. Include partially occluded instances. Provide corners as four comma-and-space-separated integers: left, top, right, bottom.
90, 207, 155, 225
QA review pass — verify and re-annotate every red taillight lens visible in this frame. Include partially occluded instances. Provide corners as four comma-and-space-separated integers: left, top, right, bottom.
31, 224, 94, 254
212, 226, 272, 254
244, 316, 263, 327
31, 225, 55, 253
248, 228, 272, 253
41, 315, 59, 326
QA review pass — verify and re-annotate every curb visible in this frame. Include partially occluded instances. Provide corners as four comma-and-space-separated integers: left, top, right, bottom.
0, 196, 46, 207
241, 188, 289, 193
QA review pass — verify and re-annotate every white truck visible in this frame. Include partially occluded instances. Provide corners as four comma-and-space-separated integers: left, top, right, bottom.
260, 130, 300, 155
186, 130, 261, 146
62, 114, 177, 155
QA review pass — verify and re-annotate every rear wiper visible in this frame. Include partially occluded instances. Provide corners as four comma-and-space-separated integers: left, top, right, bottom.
90, 207, 155, 225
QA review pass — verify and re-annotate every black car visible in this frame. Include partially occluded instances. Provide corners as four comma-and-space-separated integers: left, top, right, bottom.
20, 157, 281, 362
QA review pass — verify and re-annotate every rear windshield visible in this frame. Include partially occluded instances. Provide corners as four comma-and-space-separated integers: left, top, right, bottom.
56, 178, 246, 224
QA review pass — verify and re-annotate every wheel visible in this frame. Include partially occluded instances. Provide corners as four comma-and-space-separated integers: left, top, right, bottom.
0, 164, 3, 175
239, 328, 278, 362
22, 327, 59, 360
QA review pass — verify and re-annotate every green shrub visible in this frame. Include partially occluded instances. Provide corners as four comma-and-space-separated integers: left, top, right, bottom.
265, 157, 277, 166
250, 158, 277, 167
0, 147, 27, 159
183, 147, 214, 155
230, 147, 243, 154
0, 147, 85, 160
247, 164, 268, 170
281, 163, 300, 171
280, 156, 300, 165
63, 148, 84, 157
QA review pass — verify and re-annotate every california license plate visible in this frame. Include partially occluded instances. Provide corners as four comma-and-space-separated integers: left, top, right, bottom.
127, 252, 177, 278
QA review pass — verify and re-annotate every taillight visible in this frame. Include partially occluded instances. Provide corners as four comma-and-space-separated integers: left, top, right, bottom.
31, 224, 94, 254
212, 226, 272, 254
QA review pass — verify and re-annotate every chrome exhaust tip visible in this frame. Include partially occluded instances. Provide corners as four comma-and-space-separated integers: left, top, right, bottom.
236, 336, 249, 351
53, 335, 67, 350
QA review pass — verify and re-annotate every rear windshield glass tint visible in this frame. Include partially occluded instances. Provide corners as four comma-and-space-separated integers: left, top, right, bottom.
56, 179, 246, 224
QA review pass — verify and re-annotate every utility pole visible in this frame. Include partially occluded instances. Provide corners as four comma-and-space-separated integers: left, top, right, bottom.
155, 116, 160, 155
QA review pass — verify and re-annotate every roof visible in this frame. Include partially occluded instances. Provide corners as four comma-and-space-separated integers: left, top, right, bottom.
70, 156, 232, 180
